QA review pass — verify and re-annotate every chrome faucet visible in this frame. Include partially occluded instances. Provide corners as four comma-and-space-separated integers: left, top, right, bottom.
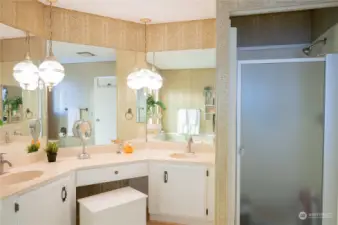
13, 130, 22, 136
187, 136, 194, 154
4, 132, 10, 143
0, 153, 12, 175
117, 140, 124, 154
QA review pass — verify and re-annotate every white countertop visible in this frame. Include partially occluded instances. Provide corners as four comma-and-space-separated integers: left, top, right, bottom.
0, 148, 215, 199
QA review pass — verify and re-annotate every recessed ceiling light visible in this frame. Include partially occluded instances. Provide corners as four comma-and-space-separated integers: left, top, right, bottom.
76, 52, 96, 57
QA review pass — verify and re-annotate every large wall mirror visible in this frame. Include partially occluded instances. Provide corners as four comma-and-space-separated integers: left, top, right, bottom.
48, 41, 117, 148
0, 26, 216, 149
144, 49, 216, 144
0, 23, 47, 145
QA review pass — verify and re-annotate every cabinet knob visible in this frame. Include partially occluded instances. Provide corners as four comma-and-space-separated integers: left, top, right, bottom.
114, 171, 119, 175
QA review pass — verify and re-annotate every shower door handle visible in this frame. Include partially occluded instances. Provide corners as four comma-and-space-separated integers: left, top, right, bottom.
238, 147, 245, 156
96, 118, 100, 122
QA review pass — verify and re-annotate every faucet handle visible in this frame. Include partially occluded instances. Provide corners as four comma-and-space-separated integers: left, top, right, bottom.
0, 153, 6, 160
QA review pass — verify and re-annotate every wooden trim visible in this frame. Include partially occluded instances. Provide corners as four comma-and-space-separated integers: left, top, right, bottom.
45, 6, 145, 51
147, 19, 216, 51
0, 0, 45, 37
1, 0, 337, 51
1, 36, 46, 62
0, 0, 145, 51
215, 1, 233, 225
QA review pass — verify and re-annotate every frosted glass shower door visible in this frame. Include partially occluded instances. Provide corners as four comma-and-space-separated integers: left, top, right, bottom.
239, 60, 325, 225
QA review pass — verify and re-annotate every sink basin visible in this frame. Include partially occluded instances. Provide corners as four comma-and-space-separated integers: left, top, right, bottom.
0, 171, 43, 185
170, 153, 196, 159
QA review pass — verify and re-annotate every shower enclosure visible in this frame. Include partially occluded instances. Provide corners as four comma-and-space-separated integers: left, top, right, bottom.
237, 58, 330, 225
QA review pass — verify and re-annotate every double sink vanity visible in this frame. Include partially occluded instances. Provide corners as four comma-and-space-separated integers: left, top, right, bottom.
0, 144, 215, 225
0, 20, 217, 225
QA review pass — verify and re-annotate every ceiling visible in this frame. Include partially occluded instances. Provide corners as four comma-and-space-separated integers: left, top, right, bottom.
0, 24, 25, 39
40, 0, 338, 23
46, 0, 215, 23
52, 41, 215, 68
147, 49, 216, 70
52, 41, 116, 64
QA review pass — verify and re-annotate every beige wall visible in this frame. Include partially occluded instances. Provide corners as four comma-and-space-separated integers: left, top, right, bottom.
160, 68, 215, 134
116, 50, 146, 140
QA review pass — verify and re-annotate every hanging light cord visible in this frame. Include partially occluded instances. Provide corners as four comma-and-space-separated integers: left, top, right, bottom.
25, 31, 30, 59
144, 21, 147, 62
153, 51, 155, 67
48, 1, 53, 57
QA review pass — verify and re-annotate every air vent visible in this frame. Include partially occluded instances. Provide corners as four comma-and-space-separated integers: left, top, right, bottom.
76, 52, 96, 57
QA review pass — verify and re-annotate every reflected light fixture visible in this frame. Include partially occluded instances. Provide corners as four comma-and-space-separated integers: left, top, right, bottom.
39, 0, 65, 91
20, 82, 38, 91
13, 32, 39, 90
127, 18, 163, 90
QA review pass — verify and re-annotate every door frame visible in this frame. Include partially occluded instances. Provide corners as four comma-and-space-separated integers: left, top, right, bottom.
93, 76, 117, 145
235, 57, 326, 225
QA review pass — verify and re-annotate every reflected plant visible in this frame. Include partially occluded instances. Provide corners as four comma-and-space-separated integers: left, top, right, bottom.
146, 94, 166, 117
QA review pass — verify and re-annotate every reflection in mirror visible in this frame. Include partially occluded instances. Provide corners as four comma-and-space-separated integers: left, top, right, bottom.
49, 41, 117, 148
29, 119, 41, 142
73, 119, 92, 159
136, 89, 147, 123
1, 85, 40, 125
146, 49, 216, 144
0, 23, 46, 145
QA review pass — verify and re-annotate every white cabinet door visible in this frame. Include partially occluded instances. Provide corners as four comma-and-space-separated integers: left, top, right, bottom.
207, 167, 215, 221
0, 195, 19, 225
17, 175, 74, 225
149, 163, 166, 215
149, 163, 207, 219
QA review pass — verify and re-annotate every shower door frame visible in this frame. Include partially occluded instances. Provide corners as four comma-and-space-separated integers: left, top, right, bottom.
235, 57, 326, 225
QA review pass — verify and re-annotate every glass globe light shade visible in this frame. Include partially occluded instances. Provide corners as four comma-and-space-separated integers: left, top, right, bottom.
13, 58, 39, 87
148, 70, 163, 90
127, 68, 163, 90
20, 82, 38, 91
39, 56, 65, 90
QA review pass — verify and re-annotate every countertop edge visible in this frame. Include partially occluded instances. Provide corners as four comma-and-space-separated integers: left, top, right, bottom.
0, 152, 214, 200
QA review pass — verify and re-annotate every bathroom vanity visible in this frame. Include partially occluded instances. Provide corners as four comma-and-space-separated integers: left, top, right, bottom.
0, 149, 215, 225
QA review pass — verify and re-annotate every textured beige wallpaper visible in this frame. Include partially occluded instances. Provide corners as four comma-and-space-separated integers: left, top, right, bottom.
160, 69, 216, 134
116, 50, 147, 140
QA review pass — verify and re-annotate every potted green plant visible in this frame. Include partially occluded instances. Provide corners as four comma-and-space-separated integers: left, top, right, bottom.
26, 142, 40, 154
45, 142, 59, 163
10, 96, 23, 114
146, 94, 166, 117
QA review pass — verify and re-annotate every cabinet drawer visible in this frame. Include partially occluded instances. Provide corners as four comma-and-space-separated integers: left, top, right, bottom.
76, 163, 148, 186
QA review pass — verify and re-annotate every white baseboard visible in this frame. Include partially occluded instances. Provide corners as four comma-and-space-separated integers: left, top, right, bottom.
150, 214, 213, 225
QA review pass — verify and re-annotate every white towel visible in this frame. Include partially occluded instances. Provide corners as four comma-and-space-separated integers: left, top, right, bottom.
67, 108, 80, 136
177, 109, 188, 134
187, 109, 200, 135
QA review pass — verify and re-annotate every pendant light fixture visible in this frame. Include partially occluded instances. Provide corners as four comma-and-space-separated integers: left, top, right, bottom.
39, 0, 65, 91
13, 32, 39, 90
20, 82, 38, 91
127, 18, 163, 90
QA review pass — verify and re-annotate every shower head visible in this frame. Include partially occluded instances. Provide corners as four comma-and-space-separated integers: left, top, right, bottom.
302, 47, 311, 56
302, 38, 327, 56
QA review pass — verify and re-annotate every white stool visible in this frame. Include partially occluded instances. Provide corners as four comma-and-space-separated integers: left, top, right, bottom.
78, 187, 147, 225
